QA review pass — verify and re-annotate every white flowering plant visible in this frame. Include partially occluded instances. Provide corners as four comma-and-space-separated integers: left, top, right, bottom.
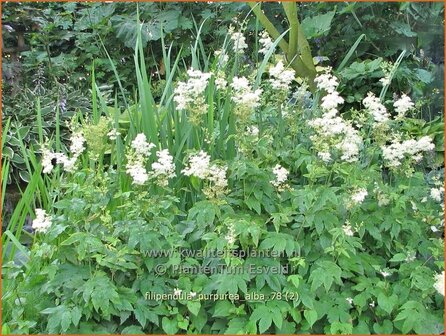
2, 17, 444, 336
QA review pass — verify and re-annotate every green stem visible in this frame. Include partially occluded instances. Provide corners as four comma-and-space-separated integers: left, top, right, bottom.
247, 2, 289, 54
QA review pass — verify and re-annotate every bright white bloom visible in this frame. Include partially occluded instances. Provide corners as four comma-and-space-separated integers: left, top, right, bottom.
108, 129, 121, 141
259, 31, 273, 54
174, 69, 212, 111
151, 149, 176, 186
314, 71, 339, 93
173, 288, 182, 296
337, 128, 362, 162
310, 69, 363, 163
182, 151, 228, 198
247, 126, 259, 137
431, 226, 439, 233
41, 148, 55, 174
434, 271, 444, 296
215, 77, 227, 90
346, 297, 353, 305
362, 92, 389, 123
380, 270, 391, 277
230, 32, 248, 53
190, 292, 197, 298
32, 209, 52, 233
351, 188, 368, 205
393, 94, 414, 118
131, 133, 155, 156
342, 223, 354, 236
69, 131, 86, 156
271, 164, 289, 188
318, 152, 332, 163
126, 161, 149, 185
430, 188, 443, 202
379, 77, 390, 86
269, 61, 295, 90
182, 151, 211, 179
208, 165, 228, 189
231, 77, 262, 110
369, 300, 375, 308
58, 155, 78, 173
231, 76, 250, 91
381, 136, 435, 168
321, 91, 344, 112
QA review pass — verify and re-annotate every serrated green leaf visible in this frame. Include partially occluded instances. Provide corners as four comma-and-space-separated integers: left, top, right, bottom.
304, 309, 318, 328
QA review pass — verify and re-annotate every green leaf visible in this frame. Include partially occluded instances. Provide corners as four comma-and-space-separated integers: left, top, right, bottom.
377, 293, 397, 315
287, 274, 301, 289
272, 313, 283, 330
162, 317, 179, 335
121, 325, 145, 334
61, 310, 71, 332
71, 307, 82, 327
390, 21, 417, 37
301, 10, 336, 39
258, 314, 273, 333
304, 309, 318, 328
373, 320, 393, 334
389, 253, 406, 262
187, 301, 201, 316
330, 321, 353, 334
213, 300, 233, 317
415, 69, 433, 84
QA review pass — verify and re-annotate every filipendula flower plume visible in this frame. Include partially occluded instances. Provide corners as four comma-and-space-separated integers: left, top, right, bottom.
434, 271, 445, 296
173, 69, 212, 125
125, 133, 155, 185
268, 60, 295, 91
309, 68, 363, 163
32, 209, 52, 233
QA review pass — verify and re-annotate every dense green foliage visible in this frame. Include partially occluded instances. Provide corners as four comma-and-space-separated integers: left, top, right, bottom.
2, 2, 445, 335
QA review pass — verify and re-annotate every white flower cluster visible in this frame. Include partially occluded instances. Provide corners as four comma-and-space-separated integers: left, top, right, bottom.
150, 149, 176, 187
182, 151, 228, 198
231, 77, 262, 108
259, 30, 273, 55
271, 164, 289, 191
309, 69, 362, 163
182, 150, 211, 179
269, 61, 295, 91
132, 133, 155, 155
247, 126, 259, 137
362, 92, 389, 124
351, 188, 368, 205
214, 76, 228, 91
381, 136, 435, 168
32, 208, 52, 233
314, 70, 339, 93
393, 94, 414, 118
107, 128, 121, 141
318, 152, 332, 163
174, 69, 212, 123
434, 271, 445, 296
230, 31, 248, 53
41, 131, 86, 174
126, 133, 155, 185
225, 222, 236, 245
430, 187, 444, 202
342, 223, 354, 236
